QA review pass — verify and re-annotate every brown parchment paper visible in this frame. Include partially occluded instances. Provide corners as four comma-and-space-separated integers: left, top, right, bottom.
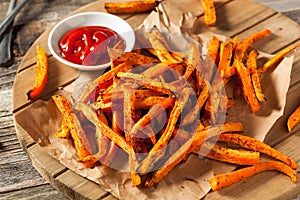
16, 0, 295, 199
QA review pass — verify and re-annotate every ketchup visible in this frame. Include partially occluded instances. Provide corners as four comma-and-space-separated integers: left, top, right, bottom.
59, 26, 126, 66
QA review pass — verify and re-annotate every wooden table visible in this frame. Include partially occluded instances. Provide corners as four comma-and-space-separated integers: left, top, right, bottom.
1, 0, 300, 199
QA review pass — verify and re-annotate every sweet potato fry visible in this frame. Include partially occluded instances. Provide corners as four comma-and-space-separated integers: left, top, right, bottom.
52, 95, 72, 115
258, 43, 300, 74
207, 35, 221, 65
184, 43, 201, 80
104, 0, 157, 14
247, 49, 265, 102
194, 142, 260, 165
218, 134, 297, 169
234, 29, 271, 63
201, 0, 216, 26
138, 88, 192, 174
287, 105, 300, 132
218, 41, 234, 83
117, 72, 178, 97
235, 61, 260, 112
74, 103, 108, 162
149, 26, 170, 50
131, 97, 175, 137
209, 161, 297, 191
134, 96, 169, 109
109, 48, 159, 66
27, 45, 48, 100
52, 95, 73, 138
146, 32, 180, 64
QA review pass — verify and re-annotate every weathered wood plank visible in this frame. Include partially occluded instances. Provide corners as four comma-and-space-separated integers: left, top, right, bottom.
0, 151, 46, 193
0, 184, 68, 200
56, 170, 109, 200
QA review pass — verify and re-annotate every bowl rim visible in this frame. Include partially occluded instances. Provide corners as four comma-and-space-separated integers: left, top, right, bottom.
48, 11, 135, 71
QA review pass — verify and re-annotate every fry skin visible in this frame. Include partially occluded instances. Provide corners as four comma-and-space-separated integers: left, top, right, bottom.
258, 43, 300, 74
105, 0, 158, 14
194, 142, 260, 165
209, 161, 297, 191
27, 45, 48, 100
201, 0, 216, 26
218, 134, 297, 169
247, 49, 265, 102
235, 61, 260, 112
287, 105, 300, 132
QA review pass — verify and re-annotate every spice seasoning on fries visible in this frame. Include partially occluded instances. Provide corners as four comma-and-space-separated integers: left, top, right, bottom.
104, 0, 158, 14
51, 27, 297, 190
27, 45, 48, 100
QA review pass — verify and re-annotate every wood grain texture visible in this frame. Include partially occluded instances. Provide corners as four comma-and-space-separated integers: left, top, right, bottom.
0, 0, 299, 199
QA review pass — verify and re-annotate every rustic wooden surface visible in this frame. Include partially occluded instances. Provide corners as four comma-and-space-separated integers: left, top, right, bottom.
1, 0, 300, 199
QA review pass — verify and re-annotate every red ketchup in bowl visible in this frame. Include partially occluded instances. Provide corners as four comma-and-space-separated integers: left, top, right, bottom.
59, 26, 125, 66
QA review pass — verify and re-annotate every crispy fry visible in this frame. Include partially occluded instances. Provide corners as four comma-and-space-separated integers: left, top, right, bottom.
138, 88, 192, 174
235, 61, 260, 112
218, 41, 234, 83
117, 72, 178, 97
146, 32, 180, 64
247, 49, 265, 102
234, 29, 271, 63
184, 43, 201, 80
104, 0, 157, 14
134, 96, 169, 109
194, 142, 260, 165
287, 105, 300, 132
132, 97, 175, 136
52, 95, 73, 138
74, 103, 108, 162
52, 95, 72, 115
27, 45, 48, 100
149, 26, 170, 50
109, 48, 159, 66
201, 0, 216, 26
209, 161, 297, 191
207, 35, 221, 65
258, 43, 300, 74
217, 134, 297, 169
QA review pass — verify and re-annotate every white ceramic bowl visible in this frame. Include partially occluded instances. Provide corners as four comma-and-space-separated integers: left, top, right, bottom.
48, 12, 135, 71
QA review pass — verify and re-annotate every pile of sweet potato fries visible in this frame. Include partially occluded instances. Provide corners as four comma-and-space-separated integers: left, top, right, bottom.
49, 25, 299, 191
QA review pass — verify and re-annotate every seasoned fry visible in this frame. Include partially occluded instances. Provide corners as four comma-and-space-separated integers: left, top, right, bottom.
52, 95, 73, 138
138, 88, 192, 174
184, 43, 201, 80
235, 61, 260, 112
207, 35, 221, 65
209, 161, 297, 191
149, 26, 170, 50
146, 32, 180, 64
74, 103, 108, 162
134, 96, 169, 109
287, 105, 300, 132
27, 45, 48, 100
52, 95, 72, 115
258, 43, 300, 74
218, 41, 234, 83
194, 142, 260, 165
104, 0, 157, 14
201, 0, 216, 26
117, 72, 178, 97
247, 49, 265, 102
218, 134, 297, 169
132, 97, 175, 136
234, 29, 271, 63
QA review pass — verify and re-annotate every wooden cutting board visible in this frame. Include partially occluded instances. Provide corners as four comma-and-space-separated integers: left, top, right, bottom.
12, 0, 300, 199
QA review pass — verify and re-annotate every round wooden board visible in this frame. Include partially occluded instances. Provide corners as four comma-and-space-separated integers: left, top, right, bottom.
12, 0, 300, 199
